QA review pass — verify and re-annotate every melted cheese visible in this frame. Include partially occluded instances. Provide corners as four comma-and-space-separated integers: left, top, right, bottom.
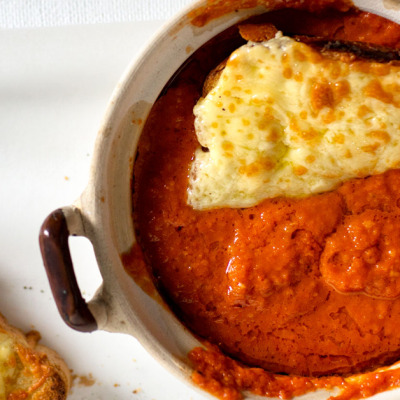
188, 34, 400, 210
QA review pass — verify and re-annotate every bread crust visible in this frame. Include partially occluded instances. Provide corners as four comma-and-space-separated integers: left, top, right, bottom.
202, 23, 400, 97
0, 313, 70, 400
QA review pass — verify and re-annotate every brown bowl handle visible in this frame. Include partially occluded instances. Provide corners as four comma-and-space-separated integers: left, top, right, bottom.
39, 208, 98, 332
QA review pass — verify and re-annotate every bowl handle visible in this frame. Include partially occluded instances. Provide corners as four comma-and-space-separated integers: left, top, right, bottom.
39, 207, 98, 332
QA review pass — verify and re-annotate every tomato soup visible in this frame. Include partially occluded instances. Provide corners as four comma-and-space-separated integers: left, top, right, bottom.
129, 4, 400, 400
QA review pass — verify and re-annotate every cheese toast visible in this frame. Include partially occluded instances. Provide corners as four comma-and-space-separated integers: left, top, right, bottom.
0, 314, 70, 400
189, 23, 400, 210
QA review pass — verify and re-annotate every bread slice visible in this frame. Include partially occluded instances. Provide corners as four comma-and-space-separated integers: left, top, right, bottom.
0, 313, 70, 399
189, 22, 400, 210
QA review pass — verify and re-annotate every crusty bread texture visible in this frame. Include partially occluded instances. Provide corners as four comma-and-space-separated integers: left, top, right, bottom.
0, 313, 70, 400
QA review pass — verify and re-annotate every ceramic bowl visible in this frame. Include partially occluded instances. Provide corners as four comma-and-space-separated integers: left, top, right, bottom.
39, 1, 400, 399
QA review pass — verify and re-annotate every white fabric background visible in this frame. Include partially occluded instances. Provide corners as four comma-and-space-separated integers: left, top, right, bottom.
0, 0, 194, 29
4, 0, 400, 30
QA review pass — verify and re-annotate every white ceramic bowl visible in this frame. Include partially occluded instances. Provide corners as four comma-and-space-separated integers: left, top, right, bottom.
39, 1, 400, 399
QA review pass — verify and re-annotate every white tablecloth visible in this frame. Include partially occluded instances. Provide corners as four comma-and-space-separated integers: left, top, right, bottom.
1, 0, 193, 28
3, 0, 400, 30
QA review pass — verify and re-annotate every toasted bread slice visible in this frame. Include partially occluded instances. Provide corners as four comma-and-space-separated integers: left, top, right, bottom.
0, 313, 70, 400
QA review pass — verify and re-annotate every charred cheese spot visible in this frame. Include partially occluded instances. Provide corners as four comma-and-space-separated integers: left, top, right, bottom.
358, 104, 372, 117
283, 67, 293, 79
363, 79, 395, 105
188, 35, 400, 210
